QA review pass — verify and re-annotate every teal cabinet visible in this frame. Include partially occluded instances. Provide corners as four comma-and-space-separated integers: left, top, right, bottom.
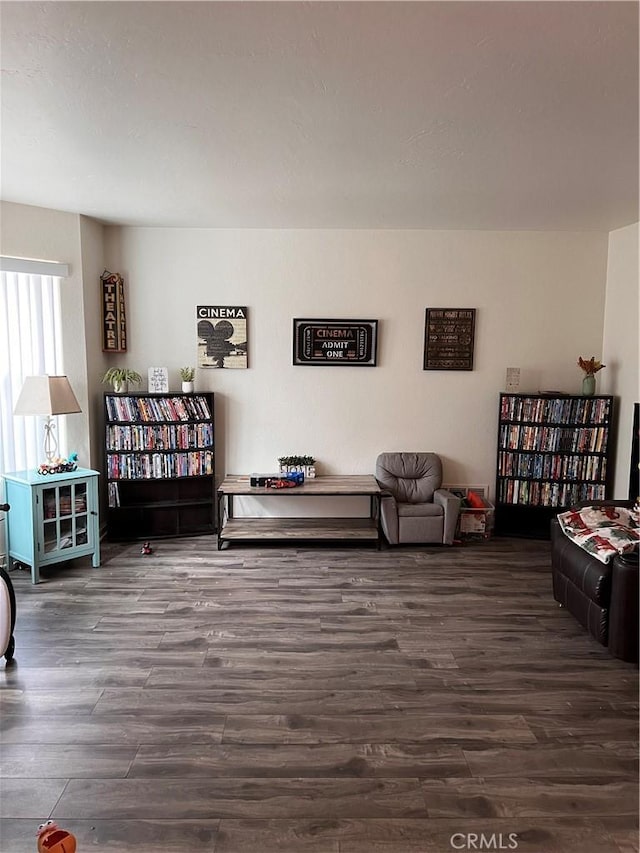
3, 467, 100, 584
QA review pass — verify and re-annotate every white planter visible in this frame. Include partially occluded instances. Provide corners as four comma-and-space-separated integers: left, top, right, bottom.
113, 380, 128, 394
181, 381, 194, 394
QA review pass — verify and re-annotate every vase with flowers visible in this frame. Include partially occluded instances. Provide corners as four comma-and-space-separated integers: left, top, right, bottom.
577, 356, 605, 397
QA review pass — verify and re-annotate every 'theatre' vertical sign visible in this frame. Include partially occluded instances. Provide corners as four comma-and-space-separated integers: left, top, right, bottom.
101, 270, 127, 353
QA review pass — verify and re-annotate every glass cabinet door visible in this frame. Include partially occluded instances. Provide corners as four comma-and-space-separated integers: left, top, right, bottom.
42, 482, 90, 555
74, 482, 89, 545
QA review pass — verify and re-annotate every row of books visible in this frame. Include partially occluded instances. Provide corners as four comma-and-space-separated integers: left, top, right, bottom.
497, 479, 606, 507
498, 451, 606, 482
108, 482, 120, 508
106, 423, 213, 451
106, 451, 214, 480
500, 395, 610, 425
43, 492, 87, 519
499, 425, 608, 453
105, 395, 211, 423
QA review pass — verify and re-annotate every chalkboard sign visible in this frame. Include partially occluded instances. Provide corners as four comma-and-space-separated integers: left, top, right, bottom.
293, 319, 378, 366
424, 308, 476, 371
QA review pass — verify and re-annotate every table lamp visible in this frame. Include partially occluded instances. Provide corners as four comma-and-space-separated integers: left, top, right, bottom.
13, 375, 81, 463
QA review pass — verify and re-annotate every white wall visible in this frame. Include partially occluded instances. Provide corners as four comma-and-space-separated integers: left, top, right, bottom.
105, 227, 609, 512
79, 215, 110, 470
602, 222, 639, 498
0, 201, 93, 465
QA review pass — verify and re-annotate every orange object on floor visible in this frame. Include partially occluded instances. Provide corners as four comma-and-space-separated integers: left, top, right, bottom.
37, 820, 76, 853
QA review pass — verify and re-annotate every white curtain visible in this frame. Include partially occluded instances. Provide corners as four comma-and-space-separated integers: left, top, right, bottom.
0, 271, 63, 475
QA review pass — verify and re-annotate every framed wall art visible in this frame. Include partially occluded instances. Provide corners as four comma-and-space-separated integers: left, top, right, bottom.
423, 308, 476, 371
101, 270, 127, 353
148, 367, 169, 393
293, 319, 378, 366
197, 305, 248, 369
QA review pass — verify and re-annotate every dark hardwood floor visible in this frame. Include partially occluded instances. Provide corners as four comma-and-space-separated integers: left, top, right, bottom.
0, 536, 637, 852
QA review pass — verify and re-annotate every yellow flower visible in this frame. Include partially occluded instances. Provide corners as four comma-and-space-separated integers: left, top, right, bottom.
578, 356, 605, 375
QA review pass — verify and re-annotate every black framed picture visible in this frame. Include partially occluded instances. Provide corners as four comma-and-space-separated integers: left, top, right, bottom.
423, 308, 476, 371
293, 319, 378, 366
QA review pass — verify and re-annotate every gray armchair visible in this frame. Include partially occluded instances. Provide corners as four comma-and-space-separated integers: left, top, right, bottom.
375, 452, 461, 545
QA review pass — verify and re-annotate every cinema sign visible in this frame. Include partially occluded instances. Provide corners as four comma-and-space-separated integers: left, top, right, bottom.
293, 319, 378, 366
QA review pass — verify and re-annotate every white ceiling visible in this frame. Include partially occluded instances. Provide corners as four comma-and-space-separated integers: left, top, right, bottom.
1, 1, 638, 230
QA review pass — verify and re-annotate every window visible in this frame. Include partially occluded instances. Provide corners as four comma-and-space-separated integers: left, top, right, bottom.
0, 267, 64, 474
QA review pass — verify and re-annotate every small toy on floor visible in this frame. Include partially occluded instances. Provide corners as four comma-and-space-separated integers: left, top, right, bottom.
141, 541, 153, 555
36, 820, 76, 852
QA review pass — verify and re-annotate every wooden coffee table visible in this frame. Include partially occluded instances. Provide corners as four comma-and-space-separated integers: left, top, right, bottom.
217, 474, 382, 549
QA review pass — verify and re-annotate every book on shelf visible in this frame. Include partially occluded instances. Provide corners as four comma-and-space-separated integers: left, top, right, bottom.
498, 479, 606, 507
108, 482, 120, 508
498, 452, 606, 481
500, 395, 611, 425
106, 422, 213, 451
106, 450, 214, 480
499, 424, 608, 453
105, 394, 211, 423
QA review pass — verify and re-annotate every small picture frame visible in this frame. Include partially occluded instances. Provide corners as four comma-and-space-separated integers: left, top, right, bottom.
148, 367, 169, 393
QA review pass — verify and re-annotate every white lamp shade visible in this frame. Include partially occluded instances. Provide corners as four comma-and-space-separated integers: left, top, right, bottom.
13, 375, 82, 416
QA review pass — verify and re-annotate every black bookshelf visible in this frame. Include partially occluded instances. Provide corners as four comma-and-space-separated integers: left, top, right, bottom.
495, 393, 614, 539
104, 392, 215, 541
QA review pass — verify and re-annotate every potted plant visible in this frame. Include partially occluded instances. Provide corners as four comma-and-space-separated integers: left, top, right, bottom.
278, 454, 316, 478
180, 366, 195, 393
102, 367, 142, 394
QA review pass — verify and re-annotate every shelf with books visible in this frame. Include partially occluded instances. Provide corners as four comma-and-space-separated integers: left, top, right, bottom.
104, 392, 215, 541
495, 392, 614, 539
497, 451, 607, 482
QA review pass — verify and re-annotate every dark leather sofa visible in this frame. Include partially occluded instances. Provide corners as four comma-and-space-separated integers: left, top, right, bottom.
550, 502, 638, 664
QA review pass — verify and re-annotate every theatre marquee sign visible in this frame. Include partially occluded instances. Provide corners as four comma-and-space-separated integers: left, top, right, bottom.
101, 270, 127, 353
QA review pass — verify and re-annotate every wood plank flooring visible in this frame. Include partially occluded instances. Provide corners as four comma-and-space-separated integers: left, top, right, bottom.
0, 537, 637, 852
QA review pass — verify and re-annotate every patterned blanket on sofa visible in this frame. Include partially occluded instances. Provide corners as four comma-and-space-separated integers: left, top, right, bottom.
557, 505, 640, 564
